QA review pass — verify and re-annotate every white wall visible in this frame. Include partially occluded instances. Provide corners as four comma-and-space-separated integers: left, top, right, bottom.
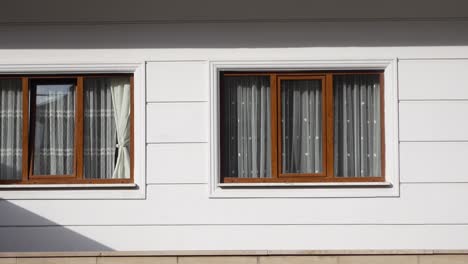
1, 20, 468, 251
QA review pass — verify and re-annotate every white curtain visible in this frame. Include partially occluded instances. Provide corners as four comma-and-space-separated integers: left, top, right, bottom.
111, 78, 131, 179
221, 76, 271, 178
33, 85, 75, 175
0, 79, 22, 180
334, 74, 381, 177
281, 80, 322, 174
84, 78, 117, 179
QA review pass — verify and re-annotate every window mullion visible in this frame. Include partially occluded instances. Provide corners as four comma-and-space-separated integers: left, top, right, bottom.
379, 72, 386, 178
325, 73, 335, 179
28, 81, 36, 179
21, 77, 29, 183
75, 76, 84, 180
130, 76, 135, 183
270, 73, 278, 179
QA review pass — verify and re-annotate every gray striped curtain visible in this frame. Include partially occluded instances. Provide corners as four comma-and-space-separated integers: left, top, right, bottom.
221, 76, 272, 178
281, 80, 323, 174
0, 79, 22, 180
84, 77, 130, 179
334, 74, 381, 177
84, 78, 117, 179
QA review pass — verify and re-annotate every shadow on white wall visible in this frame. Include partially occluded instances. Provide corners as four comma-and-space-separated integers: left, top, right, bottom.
0, 198, 113, 252
1, 20, 468, 49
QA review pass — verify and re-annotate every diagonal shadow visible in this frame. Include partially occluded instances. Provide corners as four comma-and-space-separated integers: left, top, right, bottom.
0, 199, 112, 252
0, 162, 112, 252
0, 198, 113, 252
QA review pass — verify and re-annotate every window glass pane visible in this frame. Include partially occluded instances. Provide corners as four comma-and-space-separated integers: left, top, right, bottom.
0, 79, 22, 180
84, 77, 130, 179
221, 76, 271, 178
281, 79, 323, 174
33, 81, 75, 175
334, 74, 381, 177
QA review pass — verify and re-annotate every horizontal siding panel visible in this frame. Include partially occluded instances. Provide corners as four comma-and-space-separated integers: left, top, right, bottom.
147, 102, 209, 143
147, 143, 209, 184
2, 184, 468, 226
399, 101, 468, 141
146, 61, 208, 102
399, 60, 468, 100
401, 142, 468, 183
2, 225, 468, 251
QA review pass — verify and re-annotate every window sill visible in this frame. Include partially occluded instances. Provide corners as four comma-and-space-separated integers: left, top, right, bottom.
0, 183, 137, 189
0, 183, 145, 200
218, 182, 393, 188
211, 181, 398, 199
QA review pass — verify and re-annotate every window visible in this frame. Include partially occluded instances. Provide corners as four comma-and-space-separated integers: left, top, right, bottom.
219, 71, 384, 183
0, 74, 133, 184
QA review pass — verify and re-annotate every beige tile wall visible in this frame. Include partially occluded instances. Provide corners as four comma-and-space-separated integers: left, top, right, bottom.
2, 255, 468, 264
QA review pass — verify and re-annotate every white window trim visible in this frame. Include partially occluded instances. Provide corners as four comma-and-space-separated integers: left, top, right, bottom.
209, 59, 400, 198
0, 63, 146, 200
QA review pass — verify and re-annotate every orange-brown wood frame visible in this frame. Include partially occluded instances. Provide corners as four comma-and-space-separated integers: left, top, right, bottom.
0, 74, 134, 185
276, 75, 327, 178
221, 71, 385, 183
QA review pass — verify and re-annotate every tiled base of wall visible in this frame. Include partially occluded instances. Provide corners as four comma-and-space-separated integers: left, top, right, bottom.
2, 252, 468, 264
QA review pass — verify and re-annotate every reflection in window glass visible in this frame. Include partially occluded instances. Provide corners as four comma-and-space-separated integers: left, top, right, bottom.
33, 82, 75, 175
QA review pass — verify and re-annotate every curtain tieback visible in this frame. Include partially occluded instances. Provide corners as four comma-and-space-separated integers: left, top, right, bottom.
116, 139, 130, 149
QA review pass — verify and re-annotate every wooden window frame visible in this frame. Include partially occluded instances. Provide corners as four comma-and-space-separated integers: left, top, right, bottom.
221, 71, 385, 183
0, 74, 134, 185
